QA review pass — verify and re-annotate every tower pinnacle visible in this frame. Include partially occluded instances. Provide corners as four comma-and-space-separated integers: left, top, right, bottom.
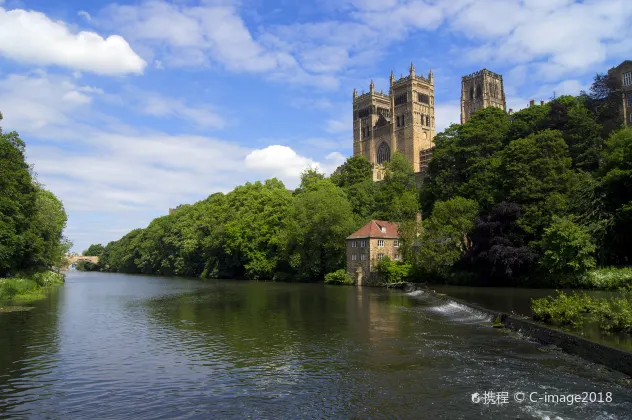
370, 79, 374, 93
409, 62, 415, 77
390, 71, 395, 86
428, 68, 433, 83
353, 88, 357, 99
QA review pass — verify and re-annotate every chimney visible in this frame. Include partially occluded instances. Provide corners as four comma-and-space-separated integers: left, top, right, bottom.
540, 100, 544, 106
509, 108, 513, 114
529, 99, 535, 107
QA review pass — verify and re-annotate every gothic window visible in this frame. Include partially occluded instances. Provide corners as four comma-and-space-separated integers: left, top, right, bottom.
417, 92, 430, 104
376, 142, 391, 164
469, 86, 474, 100
401, 114, 405, 126
421, 114, 425, 125
623, 72, 632, 86
426, 115, 430, 126
476, 85, 482, 99
395, 93, 408, 105
396, 116, 400, 127
627, 94, 632, 107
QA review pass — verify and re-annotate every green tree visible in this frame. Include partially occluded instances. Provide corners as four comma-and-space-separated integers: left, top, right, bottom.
277, 174, 357, 282
540, 216, 596, 276
373, 152, 418, 221
330, 156, 373, 188
497, 129, 573, 241
83, 244, 105, 257
598, 128, 632, 264
416, 197, 479, 280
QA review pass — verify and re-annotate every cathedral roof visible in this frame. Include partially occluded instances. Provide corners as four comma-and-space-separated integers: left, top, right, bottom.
347, 220, 400, 239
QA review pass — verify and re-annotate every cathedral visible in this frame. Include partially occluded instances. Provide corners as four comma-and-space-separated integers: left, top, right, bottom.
352, 65, 506, 179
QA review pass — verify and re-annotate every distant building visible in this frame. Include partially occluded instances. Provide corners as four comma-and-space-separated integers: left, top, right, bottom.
352, 63, 436, 180
608, 60, 632, 127
346, 220, 401, 286
461, 68, 507, 124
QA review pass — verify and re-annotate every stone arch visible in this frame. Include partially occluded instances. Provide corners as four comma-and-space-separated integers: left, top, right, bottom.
376, 141, 391, 164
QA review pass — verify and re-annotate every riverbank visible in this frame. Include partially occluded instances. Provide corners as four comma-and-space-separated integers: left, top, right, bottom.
0, 271, 65, 303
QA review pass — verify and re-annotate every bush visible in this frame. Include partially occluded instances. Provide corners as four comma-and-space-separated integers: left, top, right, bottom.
0, 271, 64, 302
540, 216, 596, 276
578, 267, 632, 290
324, 269, 354, 285
376, 257, 413, 285
532, 290, 632, 333
32, 271, 65, 286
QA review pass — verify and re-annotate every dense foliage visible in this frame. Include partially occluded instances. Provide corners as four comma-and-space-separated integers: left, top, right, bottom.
88, 73, 630, 286
91, 158, 417, 282
0, 113, 71, 278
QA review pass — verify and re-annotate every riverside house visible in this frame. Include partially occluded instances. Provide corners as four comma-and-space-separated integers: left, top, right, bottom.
346, 220, 401, 286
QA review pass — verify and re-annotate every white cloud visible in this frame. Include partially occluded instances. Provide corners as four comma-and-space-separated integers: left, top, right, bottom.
138, 92, 227, 129
96, 1, 335, 87
0, 71, 342, 251
434, 100, 461, 133
0, 8, 146, 75
78, 10, 92, 21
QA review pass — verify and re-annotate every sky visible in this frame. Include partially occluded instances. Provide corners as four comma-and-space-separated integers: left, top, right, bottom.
0, 0, 630, 252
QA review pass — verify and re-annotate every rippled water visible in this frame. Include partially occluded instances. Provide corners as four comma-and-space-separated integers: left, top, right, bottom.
1, 272, 631, 419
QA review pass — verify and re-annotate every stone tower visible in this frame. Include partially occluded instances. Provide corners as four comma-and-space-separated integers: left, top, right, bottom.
353, 63, 435, 180
460, 69, 506, 124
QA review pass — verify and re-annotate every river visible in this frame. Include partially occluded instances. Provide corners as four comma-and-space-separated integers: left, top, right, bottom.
1, 272, 631, 419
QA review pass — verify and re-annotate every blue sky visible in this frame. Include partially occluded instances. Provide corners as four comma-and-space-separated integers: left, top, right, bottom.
0, 0, 630, 252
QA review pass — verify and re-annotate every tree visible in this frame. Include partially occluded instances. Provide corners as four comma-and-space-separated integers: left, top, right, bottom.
83, 244, 105, 257
583, 72, 624, 138
330, 156, 373, 188
416, 197, 479, 280
598, 128, 632, 264
540, 216, 596, 276
464, 202, 538, 286
497, 129, 573, 241
277, 177, 357, 282
373, 152, 418, 221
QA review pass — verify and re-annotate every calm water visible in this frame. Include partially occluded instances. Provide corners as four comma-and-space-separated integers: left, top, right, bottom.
1, 272, 631, 419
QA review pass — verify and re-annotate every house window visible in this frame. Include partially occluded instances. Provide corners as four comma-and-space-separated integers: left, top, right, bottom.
361, 254, 367, 261
352, 254, 357, 261
628, 94, 632, 107
352, 241, 357, 248
394, 240, 399, 247
623, 72, 632, 86
394, 254, 400, 261
360, 240, 366, 248
377, 239, 384, 247
377, 253, 384, 261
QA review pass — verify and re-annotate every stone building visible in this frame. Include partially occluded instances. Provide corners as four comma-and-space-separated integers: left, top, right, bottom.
346, 220, 401, 286
608, 60, 632, 127
461, 69, 506, 124
352, 63, 436, 180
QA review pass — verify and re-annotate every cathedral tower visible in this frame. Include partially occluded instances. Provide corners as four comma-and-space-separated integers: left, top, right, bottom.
460, 69, 506, 124
353, 63, 435, 180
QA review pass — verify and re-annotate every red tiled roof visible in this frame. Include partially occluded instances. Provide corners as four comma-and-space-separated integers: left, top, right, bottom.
347, 220, 400, 239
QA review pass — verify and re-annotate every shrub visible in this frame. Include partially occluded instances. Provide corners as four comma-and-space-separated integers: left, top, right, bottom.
324, 269, 354, 285
578, 267, 632, 290
376, 257, 413, 285
540, 216, 596, 276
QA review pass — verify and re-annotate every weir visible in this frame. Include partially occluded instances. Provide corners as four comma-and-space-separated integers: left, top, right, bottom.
405, 284, 632, 377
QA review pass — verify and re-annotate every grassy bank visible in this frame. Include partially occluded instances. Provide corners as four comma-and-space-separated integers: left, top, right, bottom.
0, 271, 65, 303
532, 291, 632, 334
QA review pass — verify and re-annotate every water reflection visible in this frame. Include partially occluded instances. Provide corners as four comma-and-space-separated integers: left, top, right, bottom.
0, 273, 630, 420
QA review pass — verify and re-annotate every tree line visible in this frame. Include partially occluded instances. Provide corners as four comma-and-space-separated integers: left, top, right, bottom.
86, 73, 631, 286
0, 113, 71, 278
